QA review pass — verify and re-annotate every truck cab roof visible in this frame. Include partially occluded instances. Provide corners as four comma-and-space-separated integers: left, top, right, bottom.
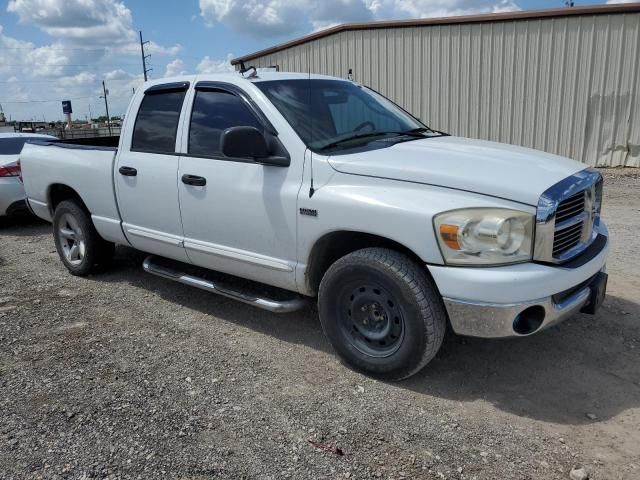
140, 71, 350, 91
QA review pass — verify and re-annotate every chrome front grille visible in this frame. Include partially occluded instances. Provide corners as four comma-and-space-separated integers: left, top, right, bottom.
555, 192, 586, 223
553, 220, 584, 256
552, 191, 587, 256
534, 169, 603, 264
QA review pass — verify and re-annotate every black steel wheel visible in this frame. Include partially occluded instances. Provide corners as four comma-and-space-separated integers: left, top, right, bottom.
318, 248, 447, 381
340, 283, 405, 358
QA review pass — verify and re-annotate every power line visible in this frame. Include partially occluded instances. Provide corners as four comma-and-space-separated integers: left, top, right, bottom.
0, 78, 142, 84
0, 95, 130, 104
1, 63, 142, 67
0, 96, 94, 104
1, 46, 171, 53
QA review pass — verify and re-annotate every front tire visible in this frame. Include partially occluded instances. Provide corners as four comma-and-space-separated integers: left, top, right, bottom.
53, 200, 114, 276
318, 248, 446, 381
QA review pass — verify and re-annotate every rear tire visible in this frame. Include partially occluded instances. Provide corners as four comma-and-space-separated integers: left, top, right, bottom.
53, 200, 114, 276
318, 248, 446, 381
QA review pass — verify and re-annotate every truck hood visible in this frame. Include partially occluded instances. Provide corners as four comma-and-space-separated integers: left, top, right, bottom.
327, 136, 586, 206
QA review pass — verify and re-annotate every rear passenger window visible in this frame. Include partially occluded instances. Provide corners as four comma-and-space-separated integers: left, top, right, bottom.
188, 90, 262, 157
132, 90, 186, 154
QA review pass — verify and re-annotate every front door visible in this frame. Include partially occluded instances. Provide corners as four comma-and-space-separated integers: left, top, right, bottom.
178, 83, 299, 291
115, 83, 190, 262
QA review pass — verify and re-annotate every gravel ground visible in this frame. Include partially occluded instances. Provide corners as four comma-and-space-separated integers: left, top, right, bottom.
1, 168, 639, 480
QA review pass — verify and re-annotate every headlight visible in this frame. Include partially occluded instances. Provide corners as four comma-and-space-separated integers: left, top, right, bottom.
434, 208, 534, 265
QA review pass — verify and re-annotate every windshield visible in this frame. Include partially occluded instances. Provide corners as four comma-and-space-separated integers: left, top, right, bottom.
256, 79, 439, 153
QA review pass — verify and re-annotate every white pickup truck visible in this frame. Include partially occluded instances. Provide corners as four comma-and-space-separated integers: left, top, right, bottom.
20, 72, 609, 380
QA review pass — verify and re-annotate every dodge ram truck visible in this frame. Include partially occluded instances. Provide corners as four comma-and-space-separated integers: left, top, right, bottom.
20, 72, 609, 380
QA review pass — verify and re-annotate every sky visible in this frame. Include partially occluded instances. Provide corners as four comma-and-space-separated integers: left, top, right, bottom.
0, 0, 634, 121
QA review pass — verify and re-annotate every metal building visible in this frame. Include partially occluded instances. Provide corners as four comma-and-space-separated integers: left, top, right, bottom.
232, 4, 640, 167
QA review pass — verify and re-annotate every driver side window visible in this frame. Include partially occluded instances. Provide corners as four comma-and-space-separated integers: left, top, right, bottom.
327, 93, 402, 134
188, 89, 263, 158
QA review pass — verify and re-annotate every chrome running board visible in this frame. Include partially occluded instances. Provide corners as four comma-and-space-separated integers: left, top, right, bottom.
142, 256, 306, 313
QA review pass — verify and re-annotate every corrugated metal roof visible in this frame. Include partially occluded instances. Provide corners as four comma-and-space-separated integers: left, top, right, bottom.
231, 3, 640, 65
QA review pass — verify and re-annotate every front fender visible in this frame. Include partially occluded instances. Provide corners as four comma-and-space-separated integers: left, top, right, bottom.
296, 167, 536, 293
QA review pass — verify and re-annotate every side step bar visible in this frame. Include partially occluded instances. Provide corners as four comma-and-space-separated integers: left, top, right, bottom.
142, 256, 307, 314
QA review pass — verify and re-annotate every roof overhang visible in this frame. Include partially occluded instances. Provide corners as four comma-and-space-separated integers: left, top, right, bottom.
231, 3, 640, 65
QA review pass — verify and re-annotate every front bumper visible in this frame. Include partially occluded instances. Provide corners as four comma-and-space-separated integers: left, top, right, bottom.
429, 223, 609, 338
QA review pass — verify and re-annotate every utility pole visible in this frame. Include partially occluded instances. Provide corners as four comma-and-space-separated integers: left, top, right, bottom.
139, 31, 152, 81
101, 80, 112, 136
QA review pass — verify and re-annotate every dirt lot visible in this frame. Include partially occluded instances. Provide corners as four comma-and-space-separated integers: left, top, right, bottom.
1, 169, 638, 480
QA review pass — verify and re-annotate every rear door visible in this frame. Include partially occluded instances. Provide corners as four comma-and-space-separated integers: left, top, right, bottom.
115, 82, 190, 262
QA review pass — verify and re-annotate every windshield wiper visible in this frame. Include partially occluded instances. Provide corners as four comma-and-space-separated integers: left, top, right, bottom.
368, 127, 436, 139
316, 132, 397, 151
316, 128, 439, 152
397, 127, 439, 136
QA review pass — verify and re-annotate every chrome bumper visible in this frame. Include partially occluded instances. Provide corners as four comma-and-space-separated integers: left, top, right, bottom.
432, 223, 609, 339
444, 286, 591, 338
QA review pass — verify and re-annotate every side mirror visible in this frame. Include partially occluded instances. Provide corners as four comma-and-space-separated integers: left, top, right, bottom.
221, 126, 290, 167
221, 126, 269, 159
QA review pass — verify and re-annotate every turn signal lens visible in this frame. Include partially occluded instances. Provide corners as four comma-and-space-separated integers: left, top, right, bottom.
439, 224, 461, 250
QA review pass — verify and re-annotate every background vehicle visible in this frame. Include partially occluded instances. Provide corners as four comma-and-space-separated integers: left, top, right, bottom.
0, 133, 56, 216
20, 73, 609, 380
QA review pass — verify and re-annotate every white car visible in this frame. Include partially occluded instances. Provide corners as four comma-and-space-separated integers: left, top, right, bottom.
19, 73, 608, 380
0, 133, 57, 216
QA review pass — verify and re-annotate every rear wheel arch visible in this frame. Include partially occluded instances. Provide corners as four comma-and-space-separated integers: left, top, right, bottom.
47, 184, 110, 248
305, 230, 428, 296
48, 184, 89, 215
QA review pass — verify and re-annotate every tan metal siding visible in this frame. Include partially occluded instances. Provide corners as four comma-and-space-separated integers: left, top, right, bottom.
247, 12, 640, 167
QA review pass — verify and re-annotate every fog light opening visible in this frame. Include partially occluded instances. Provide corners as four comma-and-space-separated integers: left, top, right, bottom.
513, 306, 546, 335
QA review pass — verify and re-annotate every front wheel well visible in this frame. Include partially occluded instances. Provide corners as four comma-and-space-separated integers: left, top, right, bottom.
305, 231, 425, 296
48, 184, 88, 214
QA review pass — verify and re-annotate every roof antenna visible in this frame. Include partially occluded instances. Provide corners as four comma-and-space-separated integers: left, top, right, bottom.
308, 45, 315, 198
239, 60, 257, 78
347, 68, 353, 81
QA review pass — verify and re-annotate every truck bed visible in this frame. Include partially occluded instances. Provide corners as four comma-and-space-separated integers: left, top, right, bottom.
20, 140, 122, 241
